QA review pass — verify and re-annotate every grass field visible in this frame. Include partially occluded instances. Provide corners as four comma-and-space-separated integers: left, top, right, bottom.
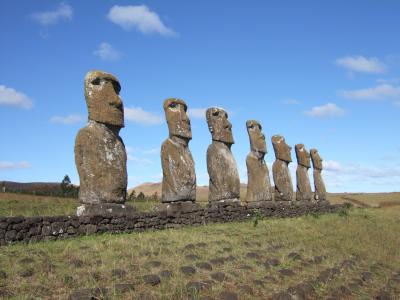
0, 193, 160, 216
0, 206, 399, 299
1, 191, 399, 217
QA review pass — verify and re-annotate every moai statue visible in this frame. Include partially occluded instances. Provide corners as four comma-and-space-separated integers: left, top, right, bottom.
75, 70, 133, 216
310, 148, 327, 202
159, 98, 198, 212
245, 120, 272, 207
295, 144, 312, 203
206, 107, 240, 205
272, 135, 294, 203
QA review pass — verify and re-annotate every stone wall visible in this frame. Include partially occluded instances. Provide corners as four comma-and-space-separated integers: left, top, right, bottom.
0, 202, 344, 246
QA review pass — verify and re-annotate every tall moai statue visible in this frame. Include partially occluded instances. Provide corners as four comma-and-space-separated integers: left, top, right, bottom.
75, 70, 133, 216
310, 148, 327, 202
245, 120, 272, 207
295, 144, 312, 203
272, 135, 294, 203
206, 108, 240, 204
160, 98, 196, 207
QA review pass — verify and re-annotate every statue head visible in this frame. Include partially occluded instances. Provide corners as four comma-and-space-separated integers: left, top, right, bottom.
246, 120, 266, 155
310, 148, 323, 170
206, 107, 234, 144
163, 98, 192, 140
271, 135, 292, 162
84, 70, 124, 128
295, 144, 311, 168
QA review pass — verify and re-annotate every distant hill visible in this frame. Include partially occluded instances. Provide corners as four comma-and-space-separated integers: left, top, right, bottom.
1, 181, 61, 194
129, 182, 248, 202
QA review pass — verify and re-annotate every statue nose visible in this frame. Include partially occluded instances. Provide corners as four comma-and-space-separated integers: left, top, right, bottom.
225, 120, 232, 129
110, 95, 123, 109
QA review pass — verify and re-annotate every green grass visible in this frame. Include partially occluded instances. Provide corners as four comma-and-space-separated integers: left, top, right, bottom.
0, 193, 79, 216
0, 206, 399, 299
0, 193, 166, 216
1, 191, 399, 217
0, 192, 210, 217
328, 192, 400, 208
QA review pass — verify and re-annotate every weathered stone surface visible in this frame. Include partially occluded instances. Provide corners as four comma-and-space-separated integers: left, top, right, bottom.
180, 266, 196, 276
196, 262, 213, 270
84, 71, 124, 127
211, 272, 227, 282
310, 148, 327, 201
295, 144, 312, 202
76, 203, 136, 217
161, 98, 196, 203
219, 291, 238, 300
142, 274, 161, 286
245, 120, 272, 205
75, 70, 127, 208
272, 135, 293, 201
206, 108, 240, 203
159, 270, 172, 279
154, 201, 201, 216
114, 283, 135, 293
186, 281, 212, 293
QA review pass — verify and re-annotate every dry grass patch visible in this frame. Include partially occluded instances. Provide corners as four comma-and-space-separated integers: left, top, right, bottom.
0, 206, 399, 299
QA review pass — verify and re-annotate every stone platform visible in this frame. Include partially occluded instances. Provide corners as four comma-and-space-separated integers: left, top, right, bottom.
0, 202, 344, 246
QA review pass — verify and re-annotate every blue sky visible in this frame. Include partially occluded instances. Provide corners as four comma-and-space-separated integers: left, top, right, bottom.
1, 1, 400, 192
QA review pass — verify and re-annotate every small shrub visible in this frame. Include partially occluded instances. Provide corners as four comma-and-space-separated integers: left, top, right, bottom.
309, 211, 321, 219
253, 209, 263, 227
338, 208, 349, 217
343, 202, 353, 210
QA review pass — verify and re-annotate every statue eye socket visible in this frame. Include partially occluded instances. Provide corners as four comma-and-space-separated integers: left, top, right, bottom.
112, 81, 121, 94
91, 78, 101, 85
212, 111, 219, 116
169, 102, 177, 108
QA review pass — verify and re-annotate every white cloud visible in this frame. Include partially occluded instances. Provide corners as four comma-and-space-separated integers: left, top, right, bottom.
107, 5, 176, 37
125, 107, 163, 126
0, 161, 31, 170
142, 148, 158, 155
126, 147, 158, 155
340, 84, 400, 101
127, 156, 154, 165
31, 3, 73, 26
188, 108, 207, 119
0, 85, 33, 109
323, 160, 343, 172
319, 160, 400, 192
394, 101, 400, 107
304, 103, 346, 118
325, 162, 400, 181
50, 114, 84, 124
282, 98, 300, 105
93, 42, 121, 61
335, 55, 387, 74
376, 77, 400, 85
125, 146, 155, 165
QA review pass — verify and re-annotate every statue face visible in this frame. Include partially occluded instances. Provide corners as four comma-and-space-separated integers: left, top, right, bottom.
163, 98, 192, 140
271, 135, 292, 162
206, 107, 234, 144
295, 144, 311, 168
84, 70, 124, 127
310, 149, 323, 170
246, 120, 266, 154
